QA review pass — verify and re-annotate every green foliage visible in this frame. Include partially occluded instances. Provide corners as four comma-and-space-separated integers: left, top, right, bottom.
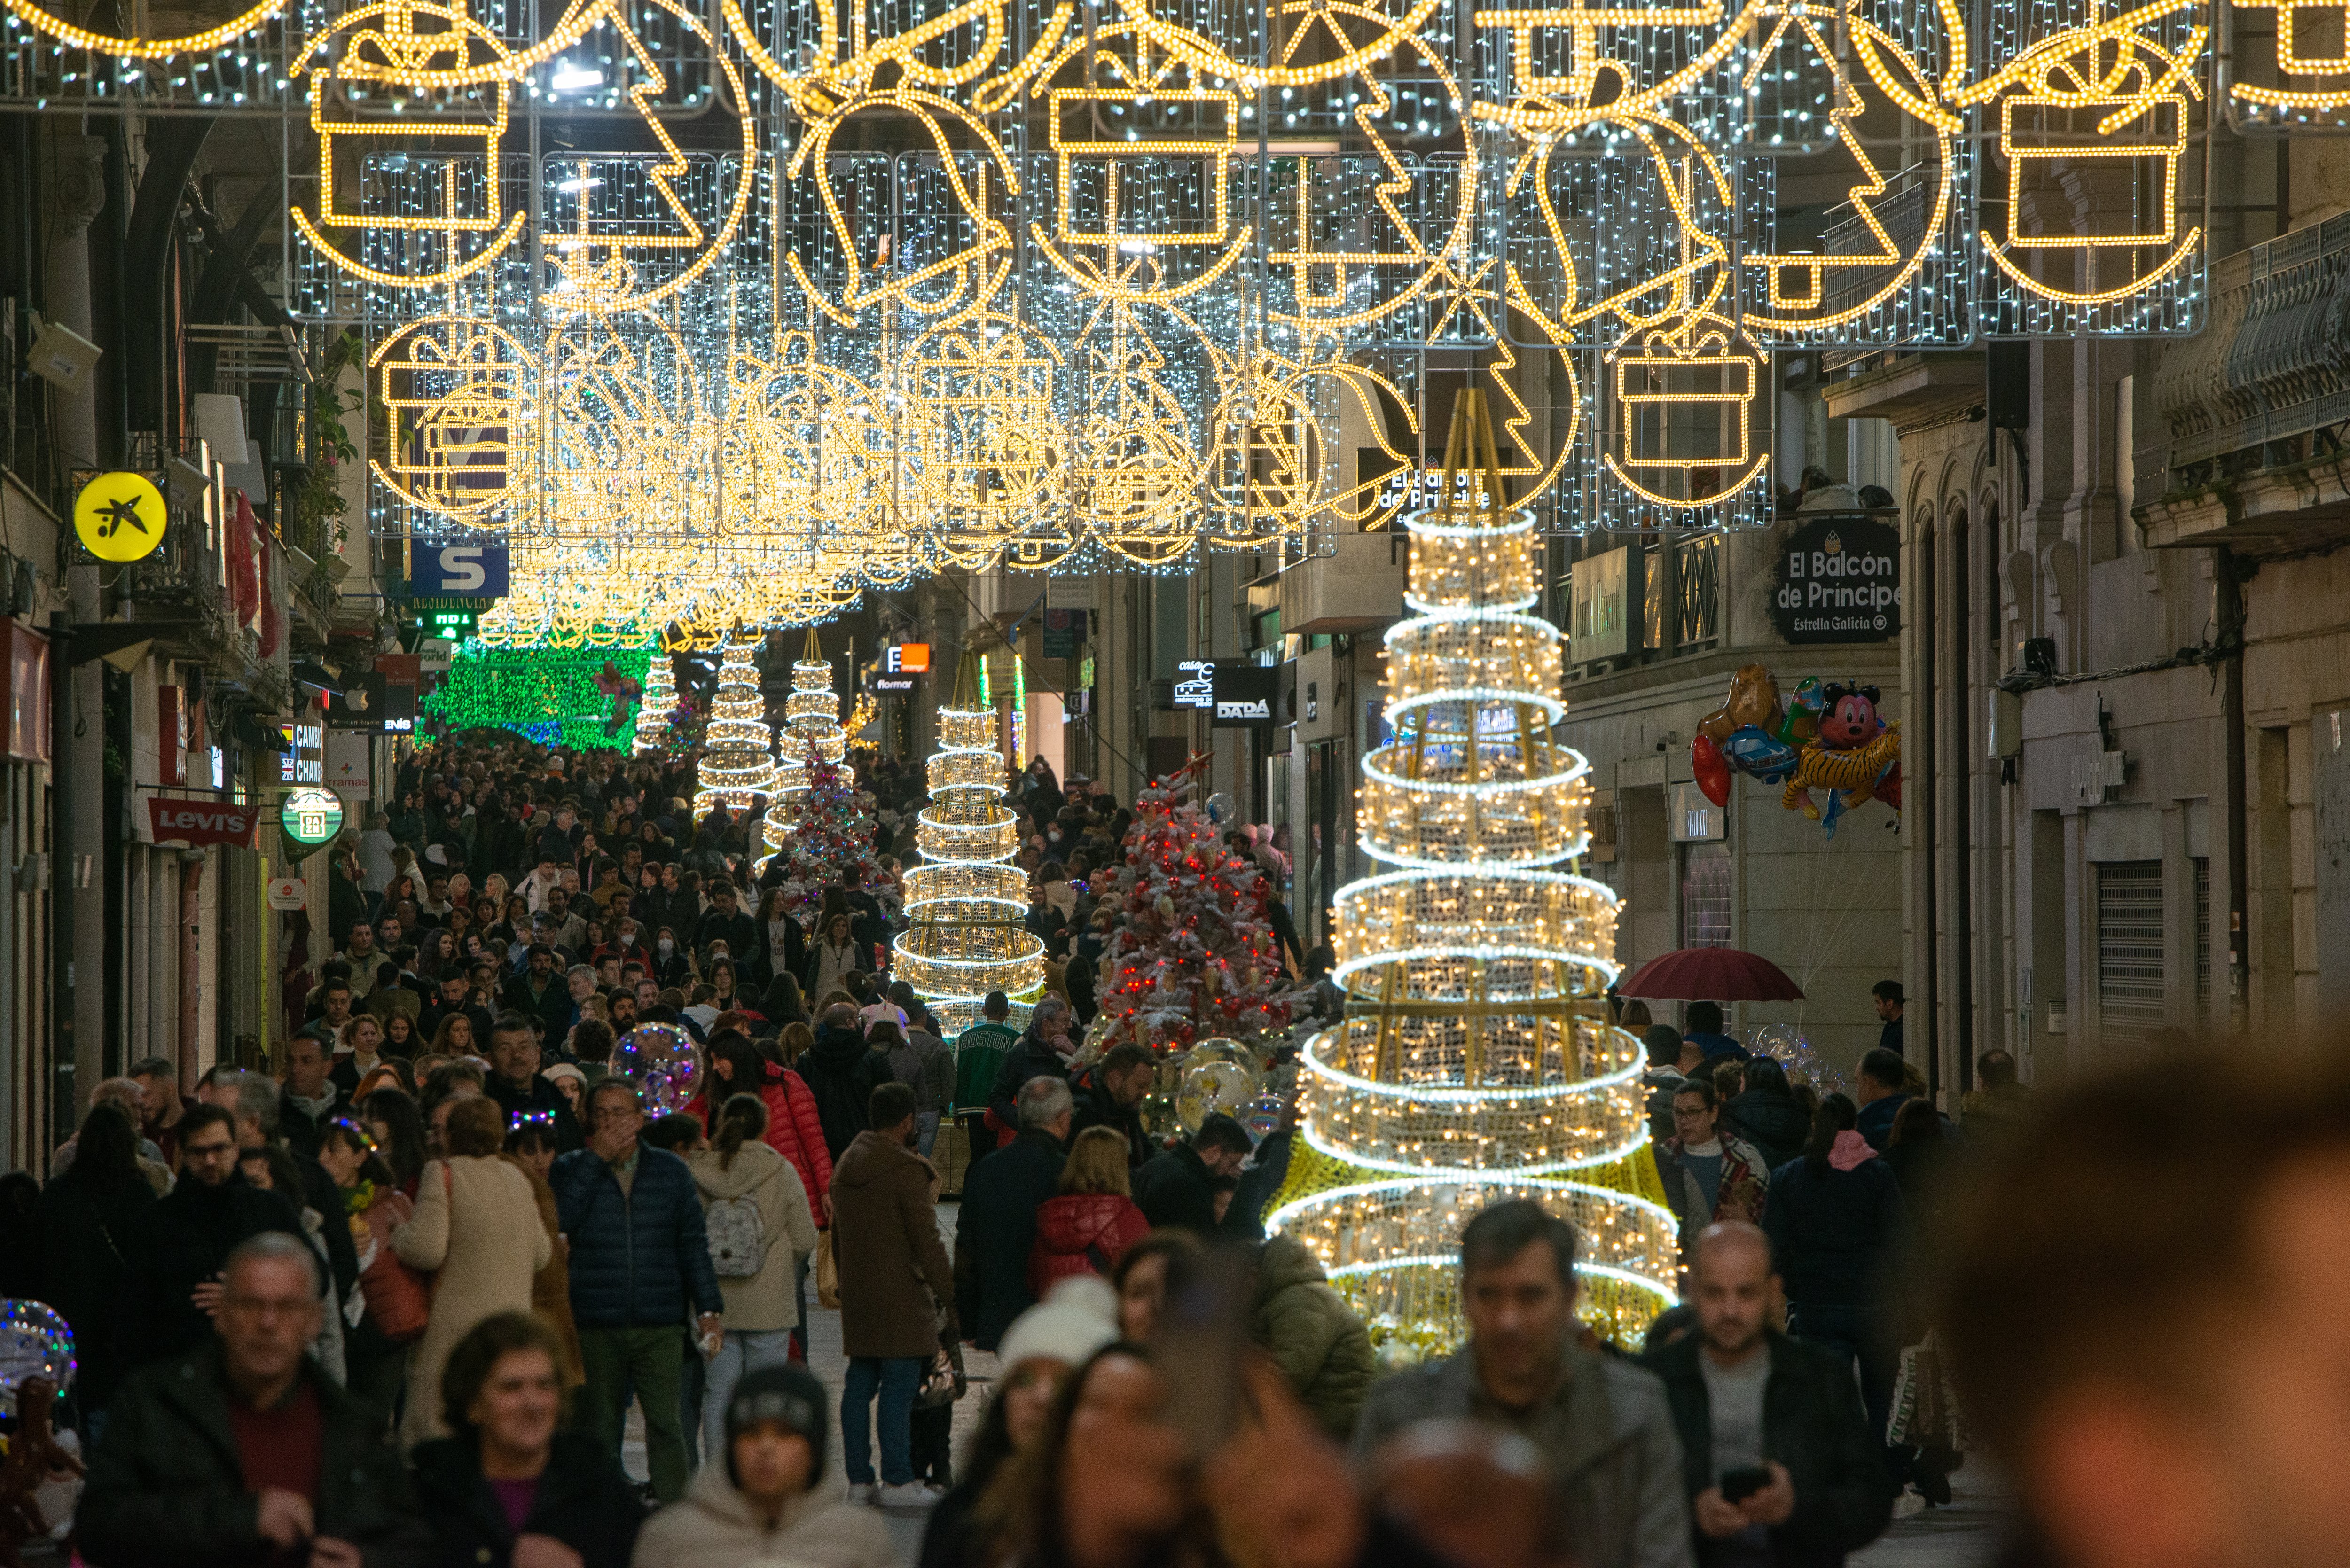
422, 644, 653, 751
290, 329, 364, 559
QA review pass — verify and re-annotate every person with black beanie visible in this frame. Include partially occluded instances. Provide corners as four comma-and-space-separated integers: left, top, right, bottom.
635, 1363, 895, 1567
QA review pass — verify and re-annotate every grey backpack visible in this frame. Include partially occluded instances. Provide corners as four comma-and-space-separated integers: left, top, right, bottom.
705, 1194, 766, 1277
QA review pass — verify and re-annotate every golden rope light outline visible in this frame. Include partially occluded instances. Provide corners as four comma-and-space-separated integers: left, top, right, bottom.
1735, 10, 1962, 331
1952, 0, 2207, 308
0, 0, 287, 59
368, 313, 538, 521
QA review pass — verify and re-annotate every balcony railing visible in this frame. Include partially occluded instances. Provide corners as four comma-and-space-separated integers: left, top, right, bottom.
2150, 209, 2350, 481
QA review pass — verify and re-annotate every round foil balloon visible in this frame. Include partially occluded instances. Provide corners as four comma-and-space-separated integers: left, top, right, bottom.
1242, 1092, 1286, 1144
1188, 1038, 1246, 1067
0, 1300, 74, 1395
1176, 1059, 1260, 1133
616, 1023, 700, 1115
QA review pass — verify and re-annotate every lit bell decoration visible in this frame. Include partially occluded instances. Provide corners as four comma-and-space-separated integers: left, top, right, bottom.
692, 636, 774, 819
1267, 391, 1678, 1357
891, 652, 1047, 1039
615, 1023, 701, 1115
760, 628, 850, 867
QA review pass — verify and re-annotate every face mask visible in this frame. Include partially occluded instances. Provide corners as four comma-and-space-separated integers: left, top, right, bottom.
658, 939, 674, 954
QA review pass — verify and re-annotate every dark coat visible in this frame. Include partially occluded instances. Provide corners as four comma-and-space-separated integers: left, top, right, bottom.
1066, 1069, 1152, 1170
1724, 1092, 1812, 1173
409, 1431, 646, 1568
502, 972, 573, 1041
1762, 1155, 1909, 1309
32, 1167, 156, 1408
124, 1175, 311, 1363
78, 1344, 431, 1568
548, 1142, 725, 1329
985, 1035, 1071, 1131
1250, 1234, 1377, 1442
830, 1129, 956, 1359
277, 1089, 347, 1161
1646, 1331, 1892, 1567
1853, 1093, 1909, 1152
952, 1130, 1066, 1351
634, 888, 703, 951
689, 905, 761, 969
799, 1023, 894, 1158
1134, 1143, 1219, 1234
487, 1070, 585, 1153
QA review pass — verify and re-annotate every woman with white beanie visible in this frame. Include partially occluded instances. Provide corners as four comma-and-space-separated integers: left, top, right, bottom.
917, 1279, 1120, 1568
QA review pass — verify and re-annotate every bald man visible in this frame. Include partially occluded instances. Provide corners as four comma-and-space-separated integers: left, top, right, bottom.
1643, 1224, 1892, 1567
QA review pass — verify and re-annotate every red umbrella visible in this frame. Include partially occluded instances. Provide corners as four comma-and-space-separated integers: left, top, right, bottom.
1617, 947, 1805, 1003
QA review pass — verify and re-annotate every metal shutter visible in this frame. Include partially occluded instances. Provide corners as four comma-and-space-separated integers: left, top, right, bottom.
2097, 861, 2166, 1028
1680, 843, 1732, 949
2193, 857, 2211, 1015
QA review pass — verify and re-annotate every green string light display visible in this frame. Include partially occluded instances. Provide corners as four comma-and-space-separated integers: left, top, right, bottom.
422, 643, 653, 751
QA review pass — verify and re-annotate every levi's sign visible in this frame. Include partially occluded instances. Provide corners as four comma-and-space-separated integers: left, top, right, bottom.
146, 796, 258, 848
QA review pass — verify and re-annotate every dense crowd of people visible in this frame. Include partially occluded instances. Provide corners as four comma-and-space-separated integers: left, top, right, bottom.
3, 725, 2336, 1568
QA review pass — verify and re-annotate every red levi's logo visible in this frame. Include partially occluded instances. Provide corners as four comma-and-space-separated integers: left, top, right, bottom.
146, 796, 258, 849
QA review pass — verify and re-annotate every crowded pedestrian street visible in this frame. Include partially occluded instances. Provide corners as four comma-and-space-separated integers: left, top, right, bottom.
4, 4, 2350, 1563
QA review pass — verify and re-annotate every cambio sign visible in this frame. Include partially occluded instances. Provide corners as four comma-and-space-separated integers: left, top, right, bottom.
1770, 515, 1901, 645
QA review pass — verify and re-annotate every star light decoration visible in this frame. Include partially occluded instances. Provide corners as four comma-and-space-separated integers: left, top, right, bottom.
892, 654, 1048, 1038
0, 0, 2227, 645
1267, 391, 1677, 1356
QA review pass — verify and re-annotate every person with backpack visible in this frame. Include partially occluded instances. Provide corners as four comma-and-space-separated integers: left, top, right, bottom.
688, 1091, 820, 1464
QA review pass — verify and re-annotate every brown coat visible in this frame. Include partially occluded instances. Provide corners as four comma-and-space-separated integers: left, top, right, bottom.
504, 1154, 585, 1388
392, 1155, 551, 1444
828, 1128, 955, 1360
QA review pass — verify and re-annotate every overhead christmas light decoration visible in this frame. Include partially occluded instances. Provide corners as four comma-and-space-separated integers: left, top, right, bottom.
0, 0, 2226, 648
1268, 392, 1676, 1356
892, 654, 1046, 1038
691, 637, 773, 819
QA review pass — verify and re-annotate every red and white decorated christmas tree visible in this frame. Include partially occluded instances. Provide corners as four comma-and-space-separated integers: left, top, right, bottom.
1095, 773, 1292, 1052
776, 745, 878, 920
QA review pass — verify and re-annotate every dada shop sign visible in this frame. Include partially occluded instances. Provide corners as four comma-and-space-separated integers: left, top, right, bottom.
1770, 515, 1901, 645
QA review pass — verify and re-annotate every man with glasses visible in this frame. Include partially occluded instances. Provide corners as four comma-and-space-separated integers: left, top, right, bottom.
123, 1105, 311, 1365
81, 1233, 427, 1567
551, 1077, 725, 1504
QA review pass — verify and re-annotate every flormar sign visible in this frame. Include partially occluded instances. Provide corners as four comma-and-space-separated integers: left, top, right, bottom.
146, 796, 258, 848
1770, 514, 1901, 645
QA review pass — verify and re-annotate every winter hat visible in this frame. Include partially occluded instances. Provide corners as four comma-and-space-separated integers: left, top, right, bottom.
724, 1363, 829, 1491
996, 1277, 1120, 1373
541, 1062, 587, 1092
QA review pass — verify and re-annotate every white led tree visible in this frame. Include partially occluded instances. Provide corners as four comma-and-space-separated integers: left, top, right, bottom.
1267, 392, 1679, 1354
892, 654, 1045, 1037
760, 630, 849, 867
634, 645, 677, 757
692, 636, 773, 819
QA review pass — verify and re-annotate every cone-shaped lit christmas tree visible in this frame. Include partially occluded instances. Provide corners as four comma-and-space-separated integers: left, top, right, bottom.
762, 630, 849, 864
692, 637, 774, 819
892, 654, 1045, 1038
1267, 392, 1677, 1355
1094, 773, 1292, 1052
634, 647, 677, 757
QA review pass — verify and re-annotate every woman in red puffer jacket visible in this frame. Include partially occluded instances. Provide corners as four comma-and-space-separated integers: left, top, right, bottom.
1029, 1126, 1152, 1297
680, 1031, 833, 1223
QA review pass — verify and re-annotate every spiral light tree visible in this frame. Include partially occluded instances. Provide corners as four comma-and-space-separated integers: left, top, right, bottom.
1267, 392, 1679, 1356
892, 653, 1046, 1038
692, 637, 775, 819
760, 630, 850, 866
634, 648, 678, 757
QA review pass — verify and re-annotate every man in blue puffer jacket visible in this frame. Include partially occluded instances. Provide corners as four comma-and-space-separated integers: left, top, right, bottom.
552, 1076, 726, 1504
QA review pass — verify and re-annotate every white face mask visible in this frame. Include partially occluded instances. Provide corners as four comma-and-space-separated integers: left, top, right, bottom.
658, 938, 674, 954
